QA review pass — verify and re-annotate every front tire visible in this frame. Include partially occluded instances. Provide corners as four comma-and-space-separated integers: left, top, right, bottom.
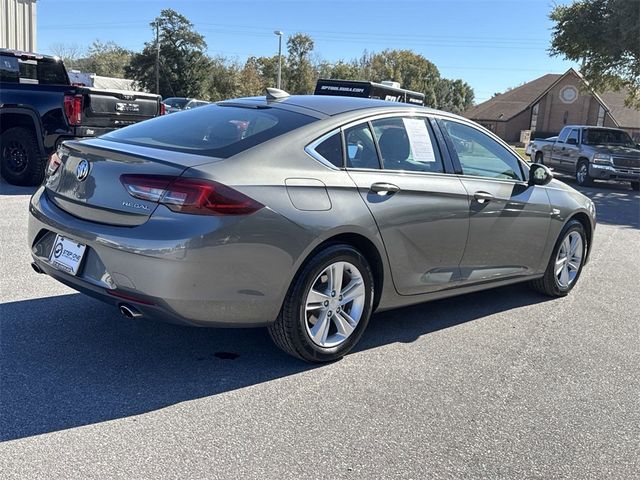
575, 160, 593, 187
268, 244, 374, 363
0, 127, 45, 186
631, 181, 640, 192
535, 152, 544, 164
530, 220, 587, 297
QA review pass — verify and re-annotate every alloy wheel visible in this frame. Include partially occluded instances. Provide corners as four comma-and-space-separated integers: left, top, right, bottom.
555, 231, 583, 288
304, 261, 366, 348
576, 164, 588, 184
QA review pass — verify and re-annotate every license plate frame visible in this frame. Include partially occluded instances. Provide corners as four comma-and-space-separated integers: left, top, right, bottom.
49, 235, 87, 276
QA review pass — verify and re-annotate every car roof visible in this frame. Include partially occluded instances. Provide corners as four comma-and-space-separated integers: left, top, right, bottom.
219, 94, 445, 117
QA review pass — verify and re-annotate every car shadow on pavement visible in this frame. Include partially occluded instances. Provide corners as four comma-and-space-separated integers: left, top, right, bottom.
0, 283, 551, 442
0, 179, 38, 197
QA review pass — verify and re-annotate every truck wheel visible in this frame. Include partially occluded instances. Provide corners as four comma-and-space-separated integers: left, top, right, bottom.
575, 160, 593, 187
530, 220, 587, 297
535, 152, 544, 164
632, 182, 640, 192
1, 127, 46, 186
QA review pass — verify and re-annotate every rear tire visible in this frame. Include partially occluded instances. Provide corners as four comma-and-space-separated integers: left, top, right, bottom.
530, 220, 587, 297
575, 159, 593, 187
631, 181, 640, 192
1, 127, 45, 186
268, 244, 374, 363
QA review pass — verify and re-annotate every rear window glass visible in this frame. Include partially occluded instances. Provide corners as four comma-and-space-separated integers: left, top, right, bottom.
0, 56, 19, 82
103, 104, 318, 158
10, 58, 69, 85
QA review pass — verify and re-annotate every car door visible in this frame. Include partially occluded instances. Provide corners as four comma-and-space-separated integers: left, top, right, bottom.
344, 115, 470, 295
438, 118, 552, 284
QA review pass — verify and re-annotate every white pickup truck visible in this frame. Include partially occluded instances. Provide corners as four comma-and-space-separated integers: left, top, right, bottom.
528, 125, 640, 191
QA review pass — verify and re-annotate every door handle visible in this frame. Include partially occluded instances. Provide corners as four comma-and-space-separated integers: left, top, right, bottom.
473, 191, 494, 204
370, 182, 400, 195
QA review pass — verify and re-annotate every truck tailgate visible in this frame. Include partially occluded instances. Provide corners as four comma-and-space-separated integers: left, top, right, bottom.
79, 87, 160, 128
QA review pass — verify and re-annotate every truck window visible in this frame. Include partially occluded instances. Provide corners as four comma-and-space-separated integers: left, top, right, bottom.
557, 128, 570, 143
567, 129, 580, 144
0, 56, 19, 82
15, 58, 68, 85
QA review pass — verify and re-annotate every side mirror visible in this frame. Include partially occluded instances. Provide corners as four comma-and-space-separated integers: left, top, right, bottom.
567, 138, 578, 145
528, 163, 553, 186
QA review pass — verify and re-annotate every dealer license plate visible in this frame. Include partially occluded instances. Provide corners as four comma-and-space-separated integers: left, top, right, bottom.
49, 235, 86, 276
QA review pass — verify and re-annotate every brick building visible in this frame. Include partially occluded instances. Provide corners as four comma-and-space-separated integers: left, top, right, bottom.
464, 68, 640, 143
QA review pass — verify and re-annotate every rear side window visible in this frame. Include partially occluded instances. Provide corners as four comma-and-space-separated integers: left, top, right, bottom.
344, 123, 380, 169
371, 117, 444, 173
312, 132, 343, 168
103, 104, 318, 158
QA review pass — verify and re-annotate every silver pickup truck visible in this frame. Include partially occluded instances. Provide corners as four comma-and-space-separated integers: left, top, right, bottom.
528, 125, 640, 191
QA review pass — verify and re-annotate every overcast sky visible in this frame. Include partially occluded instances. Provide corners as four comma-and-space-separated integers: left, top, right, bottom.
37, 0, 578, 103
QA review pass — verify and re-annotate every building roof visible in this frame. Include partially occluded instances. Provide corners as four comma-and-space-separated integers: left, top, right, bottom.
598, 90, 640, 129
465, 69, 640, 129
464, 73, 562, 122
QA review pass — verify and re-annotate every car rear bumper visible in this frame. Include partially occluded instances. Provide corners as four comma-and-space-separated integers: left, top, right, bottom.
589, 164, 640, 182
28, 186, 296, 327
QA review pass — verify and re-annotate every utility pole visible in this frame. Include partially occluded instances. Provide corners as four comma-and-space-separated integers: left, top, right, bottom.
274, 30, 283, 89
155, 22, 160, 95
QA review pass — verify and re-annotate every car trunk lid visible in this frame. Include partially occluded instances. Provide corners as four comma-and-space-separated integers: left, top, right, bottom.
45, 138, 221, 226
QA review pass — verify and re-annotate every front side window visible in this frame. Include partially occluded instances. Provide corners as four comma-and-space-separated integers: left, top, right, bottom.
558, 128, 570, 143
371, 117, 444, 173
344, 123, 380, 169
567, 129, 580, 144
104, 104, 317, 158
441, 119, 523, 181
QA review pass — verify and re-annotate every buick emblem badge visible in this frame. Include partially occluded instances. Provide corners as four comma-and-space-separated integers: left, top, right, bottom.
76, 159, 90, 181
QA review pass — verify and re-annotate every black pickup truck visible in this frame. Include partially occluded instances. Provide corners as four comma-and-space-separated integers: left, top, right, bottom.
0, 49, 163, 185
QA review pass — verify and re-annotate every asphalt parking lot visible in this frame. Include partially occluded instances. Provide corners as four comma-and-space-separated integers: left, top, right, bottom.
1, 176, 639, 479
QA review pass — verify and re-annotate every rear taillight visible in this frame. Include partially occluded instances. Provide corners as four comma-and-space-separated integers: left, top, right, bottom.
120, 175, 263, 216
46, 152, 62, 177
160, 103, 166, 115
63, 94, 83, 125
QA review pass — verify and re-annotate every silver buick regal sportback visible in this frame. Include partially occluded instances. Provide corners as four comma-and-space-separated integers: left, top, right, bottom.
28, 93, 596, 362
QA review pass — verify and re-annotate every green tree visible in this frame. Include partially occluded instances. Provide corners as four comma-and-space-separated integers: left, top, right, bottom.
550, 0, 640, 107
207, 57, 240, 101
369, 49, 441, 106
81, 41, 132, 78
435, 79, 475, 115
317, 60, 361, 80
126, 9, 211, 98
286, 33, 316, 94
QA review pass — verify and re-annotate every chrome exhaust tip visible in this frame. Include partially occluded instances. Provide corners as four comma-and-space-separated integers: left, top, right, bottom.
119, 304, 143, 319
31, 262, 43, 274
